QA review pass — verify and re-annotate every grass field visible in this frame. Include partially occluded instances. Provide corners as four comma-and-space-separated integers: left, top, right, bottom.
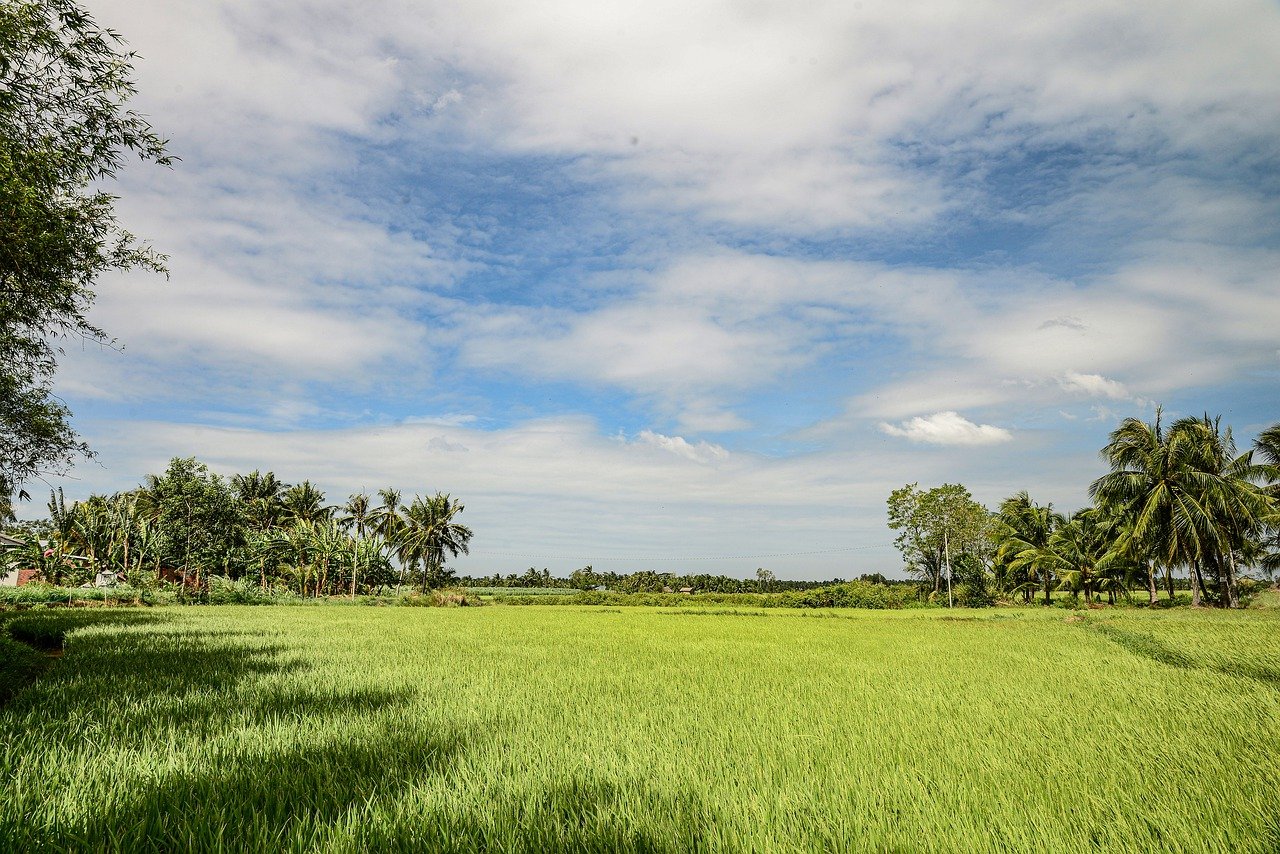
2, 605, 1279, 852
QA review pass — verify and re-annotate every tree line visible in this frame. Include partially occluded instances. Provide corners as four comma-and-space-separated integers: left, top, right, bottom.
460, 566, 879, 593
2, 458, 472, 595
889, 412, 1280, 608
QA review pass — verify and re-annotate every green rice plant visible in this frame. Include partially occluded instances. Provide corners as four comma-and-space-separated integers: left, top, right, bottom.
1, 606, 1277, 851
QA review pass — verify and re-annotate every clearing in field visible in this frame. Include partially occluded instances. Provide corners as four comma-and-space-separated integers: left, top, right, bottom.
2, 605, 1278, 852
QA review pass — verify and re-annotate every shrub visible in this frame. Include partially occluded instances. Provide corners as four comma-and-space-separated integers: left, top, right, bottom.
0, 636, 45, 706
398, 588, 482, 607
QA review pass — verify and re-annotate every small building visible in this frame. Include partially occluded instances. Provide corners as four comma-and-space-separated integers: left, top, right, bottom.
0, 532, 29, 586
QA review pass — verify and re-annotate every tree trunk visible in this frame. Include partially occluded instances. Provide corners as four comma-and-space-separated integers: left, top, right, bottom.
1146, 562, 1158, 606
1190, 567, 1202, 607
1043, 576, 1051, 605
1224, 550, 1240, 609
1165, 568, 1175, 601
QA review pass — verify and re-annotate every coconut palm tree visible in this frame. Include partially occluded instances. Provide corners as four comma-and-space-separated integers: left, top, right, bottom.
1093, 410, 1270, 608
1254, 424, 1280, 581
1092, 409, 1208, 604
1172, 415, 1271, 607
339, 492, 373, 597
994, 491, 1063, 605
281, 481, 331, 526
395, 493, 473, 592
369, 488, 405, 584
1046, 508, 1122, 604
232, 470, 288, 531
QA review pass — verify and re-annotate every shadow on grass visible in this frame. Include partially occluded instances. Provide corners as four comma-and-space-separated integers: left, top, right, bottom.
1, 610, 173, 708
1088, 622, 1280, 688
355, 776, 717, 853
3, 612, 717, 852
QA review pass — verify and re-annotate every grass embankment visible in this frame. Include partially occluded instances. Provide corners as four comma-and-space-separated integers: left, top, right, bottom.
2, 606, 1278, 852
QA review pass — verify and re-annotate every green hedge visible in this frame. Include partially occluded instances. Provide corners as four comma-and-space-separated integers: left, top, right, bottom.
495, 581, 925, 609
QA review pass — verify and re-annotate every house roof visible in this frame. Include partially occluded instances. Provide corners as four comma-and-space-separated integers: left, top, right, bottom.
0, 532, 25, 549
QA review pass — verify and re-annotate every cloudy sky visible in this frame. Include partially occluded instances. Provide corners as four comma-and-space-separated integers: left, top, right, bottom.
35, 0, 1280, 577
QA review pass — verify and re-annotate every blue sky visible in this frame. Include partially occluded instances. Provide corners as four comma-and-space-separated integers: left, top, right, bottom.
31, 0, 1280, 577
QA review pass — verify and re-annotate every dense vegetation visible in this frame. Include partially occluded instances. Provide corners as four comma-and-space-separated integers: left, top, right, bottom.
6, 410, 1276, 610
890, 411, 1280, 609
3, 458, 472, 595
2, 606, 1277, 851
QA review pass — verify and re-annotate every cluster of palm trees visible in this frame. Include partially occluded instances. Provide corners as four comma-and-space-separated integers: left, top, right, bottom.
3, 466, 474, 595
995, 412, 1279, 608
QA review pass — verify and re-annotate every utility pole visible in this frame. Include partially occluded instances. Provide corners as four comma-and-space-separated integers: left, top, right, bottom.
944, 527, 953, 609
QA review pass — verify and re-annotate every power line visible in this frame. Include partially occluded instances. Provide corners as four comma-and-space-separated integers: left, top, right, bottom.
466, 544, 894, 563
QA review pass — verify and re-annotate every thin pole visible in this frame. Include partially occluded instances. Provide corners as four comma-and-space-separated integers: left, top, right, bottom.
944, 528, 953, 609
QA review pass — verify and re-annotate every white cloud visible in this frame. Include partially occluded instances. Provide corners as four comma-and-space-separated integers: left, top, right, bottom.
632, 430, 729, 465
1058, 371, 1130, 400
26, 412, 1102, 577
879, 412, 1013, 446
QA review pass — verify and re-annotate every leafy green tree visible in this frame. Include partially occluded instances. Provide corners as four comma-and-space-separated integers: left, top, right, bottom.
1170, 415, 1271, 608
231, 470, 288, 531
142, 458, 240, 587
1254, 423, 1280, 580
1045, 508, 1125, 604
1, 0, 171, 497
888, 483, 993, 601
1093, 411, 1271, 608
569, 565, 601, 590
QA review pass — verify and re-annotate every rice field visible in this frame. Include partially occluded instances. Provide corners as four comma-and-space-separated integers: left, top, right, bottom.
2, 605, 1278, 852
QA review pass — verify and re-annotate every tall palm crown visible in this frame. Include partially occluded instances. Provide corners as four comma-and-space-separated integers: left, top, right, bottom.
281, 481, 331, 526
232, 470, 288, 530
396, 493, 473, 591
994, 491, 1064, 603
339, 493, 372, 538
1254, 423, 1280, 576
1092, 411, 1270, 606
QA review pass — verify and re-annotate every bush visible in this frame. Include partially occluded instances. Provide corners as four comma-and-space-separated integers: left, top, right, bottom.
205, 576, 303, 605
398, 588, 482, 607
0, 636, 45, 706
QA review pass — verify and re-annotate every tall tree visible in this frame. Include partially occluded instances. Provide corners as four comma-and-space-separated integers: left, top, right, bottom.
1, 0, 171, 497
231, 470, 288, 531
339, 492, 372, 597
1171, 415, 1270, 608
994, 491, 1064, 605
1091, 410, 1270, 608
1255, 423, 1280, 580
888, 483, 993, 601
141, 458, 241, 587
281, 481, 331, 526
396, 493, 472, 592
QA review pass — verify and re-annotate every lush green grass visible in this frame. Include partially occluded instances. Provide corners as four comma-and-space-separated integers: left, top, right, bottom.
2, 606, 1278, 852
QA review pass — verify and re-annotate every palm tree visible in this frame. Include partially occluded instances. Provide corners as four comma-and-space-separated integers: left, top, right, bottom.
339, 492, 373, 597
1172, 415, 1271, 608
232, 470, 288, 531
369, 488, 404, 584
395, 493, 473, 592
1092, 409, 1207, 604
1046, 508, 1120, 604
281, 481, 331, 526
1254, 424, 1280, 582
994, 491, 1063, 605
1092, 410, 1270, 608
